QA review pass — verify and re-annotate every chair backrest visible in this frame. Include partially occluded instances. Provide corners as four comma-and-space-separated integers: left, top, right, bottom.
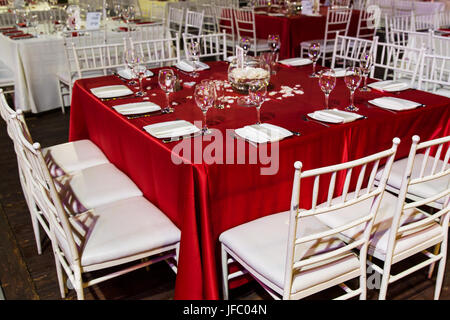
383, 135, 449, 265
149, 1, 167, 23
233, 7, 258, 53
356, 5, 380, 39
283, 138, 400, 300
323, 8, 353, 45
0, 12, 15, 26
213, 5, 235, 55
414, 13, 439, 31
438, 10, 450, 28
127, 22, 169, 42
184, 9, 204, 36
385, 13, 416, 40
131, 33, 180, 68
167, 7, 184, 37
432, 33, 450, 58
198, 4, 218, 34
418, 53, 450, 94
72, 41, 127, 78
389, 28, 433, 50
331, 34, 378, 69
394, 0, 416, 16
183, 31, 227, 61
371, 41, 425, 85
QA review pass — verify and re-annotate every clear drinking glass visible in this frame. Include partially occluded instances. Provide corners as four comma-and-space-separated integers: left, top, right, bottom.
240, 36, 251, 57
186, 41, 200, 78
133, 64, 148, 97
344, 67, 362, 112
213, 80, 225, 109
123, 48, 138, 85
308, 42, 321, 78
359, 50, 373, 92
318, 69, 336, 110
268, 34, 281, 55
194, 81, 215, 135
158, 69, 176, 113
248, 79, 268, 125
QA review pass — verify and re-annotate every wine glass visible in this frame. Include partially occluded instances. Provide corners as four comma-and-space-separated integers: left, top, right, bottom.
123, 48, 138, 85
308, 42, 321, 78
194, 81, 215, 135
344, 67, 362, 112
213, 80, 225, 109
133, 64, 148, 97
186, 40, 200, 78
268, 34, 281, 54
359, 50, 373, 92
158, 69, 176, 113
318, 69, 336, 110
248, 80, 268, 125
240, 37, 251, 57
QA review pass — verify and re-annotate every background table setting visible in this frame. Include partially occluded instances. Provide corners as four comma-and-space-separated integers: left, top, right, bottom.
68, 56, 450, 299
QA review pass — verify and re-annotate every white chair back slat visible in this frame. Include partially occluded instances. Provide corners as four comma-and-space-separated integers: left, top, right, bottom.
167, 7, 184, 37
356, 6, 379, 39
131, 33, 180, 68
184, 9, 204, 36
331, 34, 378, 69
183, 31, 227, 61
418, 53, 450, 94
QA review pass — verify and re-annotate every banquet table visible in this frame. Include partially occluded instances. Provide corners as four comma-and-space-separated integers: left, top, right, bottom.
69, 61, 450, 300
254, 6, 361, 59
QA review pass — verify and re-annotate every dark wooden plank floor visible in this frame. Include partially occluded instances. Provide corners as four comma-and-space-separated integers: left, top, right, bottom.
0, 104, 448, 300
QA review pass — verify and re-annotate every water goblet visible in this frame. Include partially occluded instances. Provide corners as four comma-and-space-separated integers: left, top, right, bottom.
268, 34, 281, 55
194, 81, 215, 135
344, 66, 362, 112
318, 69, 336, 110
158, 69, 176, 113
133, 64, 148, 97
248, 79, 268, 125
240, 36, 251, 57
186, 40, 200, 78
123, 48, 138, 85
213, 80, 225, 109
359, 50, 373, 92
308, 42, 321, 78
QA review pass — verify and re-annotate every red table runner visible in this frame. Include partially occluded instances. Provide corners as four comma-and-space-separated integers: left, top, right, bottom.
69, 61, 450, 299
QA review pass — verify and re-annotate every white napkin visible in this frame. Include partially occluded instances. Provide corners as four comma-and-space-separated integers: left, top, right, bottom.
235, 123, 292, 144
368, 80, 410, 92
333, 68, 351, 78
90, 85, 134, 99
255, 10, 267, 14
176, 60, 210, 72
144, 120, 200, 139
368, 97, 423, 111
113, 102, 161, 115
117, 68, 153, 80
308, 109, 364, 123
278, 57, 312, 66
268, 12, 285, 16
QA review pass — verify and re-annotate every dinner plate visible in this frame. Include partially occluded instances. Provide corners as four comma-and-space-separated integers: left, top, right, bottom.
368, 97, 422, 111
303, 13, 322, 17
175, 60, 210, 72
117, 68, 153, 80
143, 120, 200, 139
113, 102, 161, 115
235, 123, 293, 144
278, 58, 312, 66
368, 80, 411, 92
90, 85, 134, 99
333, 68, 351, 78
307, 109, 364, 123
268, 13, 285, 16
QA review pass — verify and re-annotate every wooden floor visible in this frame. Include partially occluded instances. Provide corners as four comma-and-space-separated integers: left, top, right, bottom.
0, 104, 449, 300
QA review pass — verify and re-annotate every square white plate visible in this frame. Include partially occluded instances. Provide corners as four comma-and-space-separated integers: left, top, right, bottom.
307, 109, 364, 123
278, 58, 312, 66
143, 120, 200, 139
117, 68, 154, 80
368, 97, 422, 111
90, 85, 134, 99
175, 60, 210, 72
368, 80, 410, 92
113, 102, 161, 115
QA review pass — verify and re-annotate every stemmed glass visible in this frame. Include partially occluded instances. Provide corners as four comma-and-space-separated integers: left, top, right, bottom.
308, 42, 321, 78
344, 67, 362, 112
133, 64, 148, 97
359, 50, 373, 92
268, 34, 281, 56
186, 40, 200, 78
194, 81, 215, 135
158, 69, 176, 113
213, 80, 225, 109
123, 48, 140, 85
318, 69, 336, 110
248, 79, 268, 125
240, 37, 251, 58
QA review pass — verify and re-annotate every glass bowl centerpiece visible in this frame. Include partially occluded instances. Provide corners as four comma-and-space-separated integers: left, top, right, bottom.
228, 56, 271, 94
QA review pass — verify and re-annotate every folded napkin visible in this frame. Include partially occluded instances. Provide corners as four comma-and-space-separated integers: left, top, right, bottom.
368, 97, 422, 111
113, 102, 161, 115
176, 60, 210, 72
268, 12, 284, 16
4, 30, 23, 35
0, 27, 17, 31
90, 85, 134, 99
235, 123, 292, 144
278, 57, 312, 66
117, 68, 153, 79
144, 120, 200, 139
368, 80, 410, 92
333, 68, 351, 77
308, 109, 364, 124
10, 33, 33, 39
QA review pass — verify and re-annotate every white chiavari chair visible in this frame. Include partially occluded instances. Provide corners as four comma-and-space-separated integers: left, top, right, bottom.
371, 41, 425, 88
127, 22, 169, 41
389, 28, 433, 50
220, 138, 400, 300
438, 10, 450, 28
57, 28, 108, 113
318, 135, 449, 300
147, 1, 167, 24
131, 32, 181, 68
182, 31, 227, 61
0, 12, 15, 26
198, 4, 218, 35
233, 7, 270, 56
394, 0, 416, 16
418, 53, 450, 98
300, 8, 353, 66
432, 33, 450, 58
213, 5, 236, 56
9, 112, 181, 300
184, 9, 204, 36
331, 34, 378, 69
385, 13, 416, 46
414, 13, 440, 32
356, 5, 380, 39
166, 6, 184, 38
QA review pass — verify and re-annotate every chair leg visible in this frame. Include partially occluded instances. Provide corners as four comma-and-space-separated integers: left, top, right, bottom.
54, 255, 66, 299
57, 80, 66, 114
359, 254, 367, 300
74, 273, 84, 300
428, 243, 441, 279
434, 241, 447, 300
378, 262, 392, 300
221, 245, 229, 300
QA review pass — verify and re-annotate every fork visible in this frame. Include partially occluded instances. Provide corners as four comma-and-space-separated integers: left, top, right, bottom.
302, 115, 330, 127
364, 102, 397, 114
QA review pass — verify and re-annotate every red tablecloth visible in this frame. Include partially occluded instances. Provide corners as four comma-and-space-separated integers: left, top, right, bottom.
255, 7, 361, 59
69, 62, 450, 300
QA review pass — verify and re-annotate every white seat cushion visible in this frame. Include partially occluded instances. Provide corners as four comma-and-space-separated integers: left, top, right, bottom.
220, 211, 360, 296
43, 139, 110, 178
55, 163, 143, 214
57, 196, 180, 267
56, 70, 105, 85
375, 154, 449, 205
315, 191, 443, 261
